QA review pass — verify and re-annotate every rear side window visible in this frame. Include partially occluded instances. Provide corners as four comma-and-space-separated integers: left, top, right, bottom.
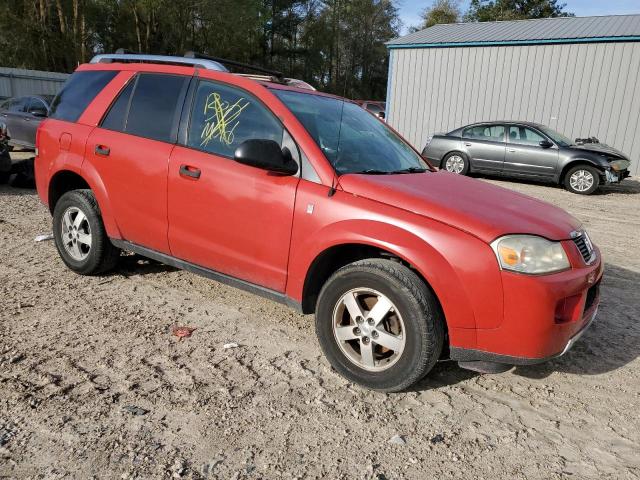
463, 124, 505, 141
50, 71, 117, 122
125, 74, 188, 142
9, 97, 29, 112
186, 80, 283, 158
101, 79, 135, 132
100, 73, 188, 143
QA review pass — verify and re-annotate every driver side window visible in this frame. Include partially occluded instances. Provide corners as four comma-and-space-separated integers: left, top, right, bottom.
187, 81, 283, 158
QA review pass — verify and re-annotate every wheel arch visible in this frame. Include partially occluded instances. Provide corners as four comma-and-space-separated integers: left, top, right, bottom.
558, 159, 603, 185
47, 166, 122, 239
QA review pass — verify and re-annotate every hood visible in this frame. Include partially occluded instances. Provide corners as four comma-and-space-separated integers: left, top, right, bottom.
338, 172, 581, 243
570, 143, 628, 159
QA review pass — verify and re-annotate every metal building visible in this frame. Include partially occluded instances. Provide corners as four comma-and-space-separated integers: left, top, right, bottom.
0, 67, 69, 99
386, 15, 640, 175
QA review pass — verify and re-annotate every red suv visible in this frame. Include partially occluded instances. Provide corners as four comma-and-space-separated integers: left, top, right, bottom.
35, 53, 602, 391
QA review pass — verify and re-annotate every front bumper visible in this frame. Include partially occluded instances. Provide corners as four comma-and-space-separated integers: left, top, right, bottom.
450, 243, 603, 366
603, 168, 630, 184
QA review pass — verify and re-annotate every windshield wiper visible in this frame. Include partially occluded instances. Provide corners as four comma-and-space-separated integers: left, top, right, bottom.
352, 169, 394, 175
388, 167, 428, 174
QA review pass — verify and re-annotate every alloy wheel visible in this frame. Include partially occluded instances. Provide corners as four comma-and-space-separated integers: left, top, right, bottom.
445, 155, 465, 174
569, 169, 595, 192
332, 288, 405, 372
61, 206, 92, 261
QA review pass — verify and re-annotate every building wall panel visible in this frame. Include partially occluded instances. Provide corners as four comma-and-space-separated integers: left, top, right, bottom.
387, 42, 640, 175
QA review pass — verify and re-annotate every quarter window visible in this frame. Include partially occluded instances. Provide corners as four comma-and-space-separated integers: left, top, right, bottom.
101, 79, 136, 132
187, 80, 283, 158
462, 125, 505, 141
50, 71, 117, 122
508, 126, 545, 146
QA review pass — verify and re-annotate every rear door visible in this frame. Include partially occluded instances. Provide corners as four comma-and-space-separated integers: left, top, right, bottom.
85, 73, 190, 254
167, 78, 299, 291
461, 124, 506, 173
504, 125, 558, 179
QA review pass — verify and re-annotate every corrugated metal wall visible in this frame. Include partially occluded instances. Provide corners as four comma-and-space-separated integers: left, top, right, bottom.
387, 41, 640, 175
0, 67, 69, 99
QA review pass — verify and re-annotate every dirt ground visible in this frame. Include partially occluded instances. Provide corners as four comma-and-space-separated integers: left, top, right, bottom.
1, 157, 639, 479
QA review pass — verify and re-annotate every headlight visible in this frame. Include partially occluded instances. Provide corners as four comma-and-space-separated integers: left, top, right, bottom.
490, 235, 570, 274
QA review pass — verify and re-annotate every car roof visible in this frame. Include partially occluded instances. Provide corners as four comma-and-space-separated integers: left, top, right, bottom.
463, 120, 545, 128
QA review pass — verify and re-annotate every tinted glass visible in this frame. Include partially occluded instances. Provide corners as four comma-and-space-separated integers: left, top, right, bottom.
126, 74, 187, 143
463, 125, 505, 141
100, 79, 136, 132
27, 98, 48, 116
365, 103, 384, 114
50, 71, 117, 122
187, 81, 283, 157
508, 126, 545, 145
275, 90, 426, 175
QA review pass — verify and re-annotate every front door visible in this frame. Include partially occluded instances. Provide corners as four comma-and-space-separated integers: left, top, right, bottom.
167, 79, 299, 292
504, 125, 558, 179
84, 72, 189, 254
461, 124, 506, 173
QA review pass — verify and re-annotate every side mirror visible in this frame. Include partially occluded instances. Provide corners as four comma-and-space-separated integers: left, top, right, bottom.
234, 139, 298, 175
376, 111, 386, 120
539, 140, 553, 148
29, 109, 47, 118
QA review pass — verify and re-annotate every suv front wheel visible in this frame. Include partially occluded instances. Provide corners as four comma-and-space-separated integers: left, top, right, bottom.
53, 189, 120, 275
315, 259, 444, 392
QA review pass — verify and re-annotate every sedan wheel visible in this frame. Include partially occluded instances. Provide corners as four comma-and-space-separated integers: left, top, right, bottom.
569, 169, 594, 192
332, 288, 405, 372
442, 153, 469, 175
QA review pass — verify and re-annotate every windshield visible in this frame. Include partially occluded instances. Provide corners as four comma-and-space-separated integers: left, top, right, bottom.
539, 126, 573, 147
274, 90, 427, 175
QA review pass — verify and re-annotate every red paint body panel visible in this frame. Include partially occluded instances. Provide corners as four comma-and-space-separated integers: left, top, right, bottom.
167, 146, 298, 291
34, 61, 603, 365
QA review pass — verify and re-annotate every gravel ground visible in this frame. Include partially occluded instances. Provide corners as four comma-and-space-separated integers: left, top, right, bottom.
1, 161, 639, 479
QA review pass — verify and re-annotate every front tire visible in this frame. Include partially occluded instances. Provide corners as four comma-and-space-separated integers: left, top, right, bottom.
53, 189, 120, 275
441, 152, 469, 175
315, 259, 444, 392
564, 165, 600, 195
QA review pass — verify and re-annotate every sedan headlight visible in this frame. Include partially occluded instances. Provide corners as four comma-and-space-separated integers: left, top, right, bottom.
490, 235, 570, 274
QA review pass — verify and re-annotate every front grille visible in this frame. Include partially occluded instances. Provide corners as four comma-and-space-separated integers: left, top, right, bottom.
572, 231, 595, 264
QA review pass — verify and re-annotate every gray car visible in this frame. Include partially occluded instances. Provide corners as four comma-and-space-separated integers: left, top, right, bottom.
0, 95, 54, 150
422, 121, 632, 194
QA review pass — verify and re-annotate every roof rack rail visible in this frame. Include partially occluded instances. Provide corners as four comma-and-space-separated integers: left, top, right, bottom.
184, 51, 284, 79
90, 51, 229, 72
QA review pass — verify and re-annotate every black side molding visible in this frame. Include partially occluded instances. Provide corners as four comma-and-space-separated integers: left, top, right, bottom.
110, 239, 303, 313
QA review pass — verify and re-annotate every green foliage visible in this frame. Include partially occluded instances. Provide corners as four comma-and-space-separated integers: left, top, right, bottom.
0, 0, 399, 99
465, 0, 574, 22
420, 0, 460, 29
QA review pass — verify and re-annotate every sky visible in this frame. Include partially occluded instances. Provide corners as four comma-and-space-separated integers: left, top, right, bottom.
398, 0, 640, 33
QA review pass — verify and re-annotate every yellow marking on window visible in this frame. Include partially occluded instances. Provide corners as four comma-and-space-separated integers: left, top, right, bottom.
200, 92, 250, 147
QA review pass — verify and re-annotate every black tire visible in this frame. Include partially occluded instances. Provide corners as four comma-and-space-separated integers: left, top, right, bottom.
563, 165, 600, 195
315, 259, 444, 392
441, 152, 470, 175
0, 172, 9, 184
52, 189, 120, 275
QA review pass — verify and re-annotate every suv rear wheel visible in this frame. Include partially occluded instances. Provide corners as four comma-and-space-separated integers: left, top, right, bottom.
53, 189, 120, 275
315, 259, 444, 392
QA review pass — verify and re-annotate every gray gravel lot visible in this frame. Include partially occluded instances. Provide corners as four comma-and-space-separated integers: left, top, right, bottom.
1, 167, 639, 479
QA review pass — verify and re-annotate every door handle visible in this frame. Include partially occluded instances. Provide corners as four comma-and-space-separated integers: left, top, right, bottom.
507, 148, 517, 153
95, 145, 110, 156
179, 164, 201, 179
464, 142, 472, 146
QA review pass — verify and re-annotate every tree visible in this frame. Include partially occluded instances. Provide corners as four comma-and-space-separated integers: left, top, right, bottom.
418, 0, 461, 30
465, 0, 574, 22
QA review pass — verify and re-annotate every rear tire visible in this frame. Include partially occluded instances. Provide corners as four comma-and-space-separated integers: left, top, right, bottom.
53, 189, 120, 275
564, 165, 600, 195
315, 259, 444, 392
441, 152, 469, 175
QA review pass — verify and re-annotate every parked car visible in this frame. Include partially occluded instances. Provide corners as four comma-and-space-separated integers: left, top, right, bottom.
35, 53, 602, 391
0, 94, 54, 150
0, 122, 11, 183
422, 121, 631, 195
355, 100, 386, 120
